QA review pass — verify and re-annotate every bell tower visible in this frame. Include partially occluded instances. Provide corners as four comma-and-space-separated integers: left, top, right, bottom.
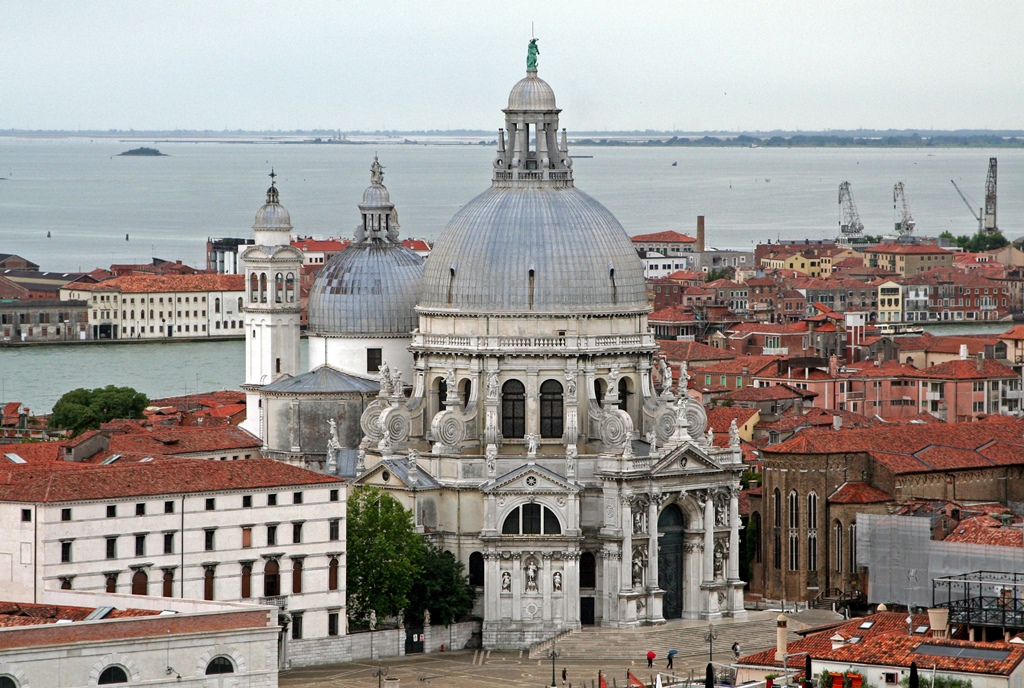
240, 174, 303, 438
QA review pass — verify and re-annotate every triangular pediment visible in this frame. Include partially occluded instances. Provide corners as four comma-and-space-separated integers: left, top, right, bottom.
354, 457, 439, 491
481, 462, 581, 495
649, 442, 727, 475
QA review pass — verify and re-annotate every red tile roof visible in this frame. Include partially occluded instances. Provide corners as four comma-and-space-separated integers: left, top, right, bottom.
764, 417, 1024, 475
291, 238, 349, 252
719, 385, 816, 402
67, 274, 244, 294
402, 239, 431, 252
829, 481, 891, 504
657, 340, 737, 363
104, 426, 259, 458
649, 306, 698, 323
1000, 325, 1024, 341
0, 442, 67, 465
707, 406, 759, 433
0, 458, 340, 503
631, 231, 697, 243
696, 356, 782, 376
923, 358, 1017, 380
944, 515, 1024, 547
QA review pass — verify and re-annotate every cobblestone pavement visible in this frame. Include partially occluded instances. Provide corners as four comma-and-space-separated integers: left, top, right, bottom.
281, 613, 788, 688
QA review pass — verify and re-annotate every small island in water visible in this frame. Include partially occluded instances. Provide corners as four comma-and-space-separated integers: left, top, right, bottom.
118, 147, 167, 156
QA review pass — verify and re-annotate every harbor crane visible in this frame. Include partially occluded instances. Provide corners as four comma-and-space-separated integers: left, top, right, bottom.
893, 182, 916, 236
984, 157, 998, 234
950, 157, 999, 235
838, 181, 864, 242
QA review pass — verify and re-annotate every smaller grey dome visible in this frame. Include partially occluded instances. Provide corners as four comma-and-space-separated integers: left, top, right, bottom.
307, 240, 424, 336
254, 185, 291, 229
361, 183, 392, 208
508, 74, 557, 111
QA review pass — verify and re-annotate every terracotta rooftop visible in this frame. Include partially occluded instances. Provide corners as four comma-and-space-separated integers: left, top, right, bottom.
631, 230, 697, 243
1000, 325, 1024, 341
696, 356, 782, 376
0, 458, 341, 503
657, 340, 737, 363
103, 426, 260, 459
923, 358, 1017, 380
0, 601, 160, 628
829, 481, 891, 504
66, 273, 244, 294
719, 385, 816, 403
649, 305, 698, 323
706, 406, 759, 433
764, 418, 1024, 475
863, 242, 950, 255
944, 515, 1024, 548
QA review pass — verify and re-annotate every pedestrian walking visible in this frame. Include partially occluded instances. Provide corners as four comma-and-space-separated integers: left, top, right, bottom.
667, 649, 679, 669
562, 667, 567, 686
732, 641, 741, 660
647, 650, 656, 668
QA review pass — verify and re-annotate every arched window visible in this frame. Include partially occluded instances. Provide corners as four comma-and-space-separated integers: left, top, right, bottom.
328, 557, 339, 591
131, 569, 148, 595
594, 379, 607, 407
501, 504, 561, 535
105, 573, 117, 593
580, 552, 597, 588
849, 523, 857, 572
807, 492, 819, 571
539, 379, 563, 438
285, 273, 295, 302
259, 273, 267, 303
469, 552, 484, 587
833, 520, 844, 573
264, 559, 280, 596
749, 512, 762, 564
237, 297, 243, 311
807, 493, 818, 529
214, 298, 221, 314
163, 568, 174, 597
274, 272, 284, 303
787, 490, 799, 529
205, 657, 235, 675
617, 377, 630, 412
240, 563, 252, 599
60, 578, 72, 590
292, 558, 303, 594
772, 489, 781, 528
437, 377, 448, 413
0, 676, 16, 688
772, 489, 782, 570
501, 380, 526, 439
249, 273, 259, 302
98, 666, 129, 684
204, 566, 215, 600
459, 379, 472, 410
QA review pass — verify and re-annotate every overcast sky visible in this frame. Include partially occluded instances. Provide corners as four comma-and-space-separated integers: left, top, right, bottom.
3, 1, 1022, 132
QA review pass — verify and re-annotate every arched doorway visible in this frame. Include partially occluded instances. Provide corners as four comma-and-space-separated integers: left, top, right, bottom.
658, 504, 686, 619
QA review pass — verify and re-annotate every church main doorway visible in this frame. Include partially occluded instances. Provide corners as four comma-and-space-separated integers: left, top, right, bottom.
658, 504, 685, 619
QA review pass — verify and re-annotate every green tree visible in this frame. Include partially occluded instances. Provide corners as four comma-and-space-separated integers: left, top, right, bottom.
346, 487, 424, 625
49, 385, 148, 436
407, 544, 475, 626
706, 267, 734, 282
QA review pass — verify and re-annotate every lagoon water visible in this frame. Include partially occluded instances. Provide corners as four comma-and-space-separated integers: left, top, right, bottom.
1, 138, 1022, 412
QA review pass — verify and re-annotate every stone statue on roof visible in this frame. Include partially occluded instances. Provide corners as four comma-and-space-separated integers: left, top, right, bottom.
527, 38, 539, 71
370, 156, 385, 185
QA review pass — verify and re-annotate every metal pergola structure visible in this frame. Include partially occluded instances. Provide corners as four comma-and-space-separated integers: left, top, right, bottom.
933, 571, 1024, 632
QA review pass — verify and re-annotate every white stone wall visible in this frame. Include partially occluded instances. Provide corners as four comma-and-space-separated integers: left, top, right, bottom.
286, 621, 480, 668
307, 335, 414, 381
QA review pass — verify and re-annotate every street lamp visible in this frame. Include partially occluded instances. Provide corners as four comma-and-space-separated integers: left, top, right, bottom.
372, 659, 388, 688
548, 646, 560, 688
704, 623, 718, 662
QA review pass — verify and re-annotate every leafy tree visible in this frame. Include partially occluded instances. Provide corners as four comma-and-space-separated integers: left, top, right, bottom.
706, 267, 734, 282
939, 230, 1007, 253
49, 385, 148, 436
346, 486, 424, 625
407, 544, 475, 626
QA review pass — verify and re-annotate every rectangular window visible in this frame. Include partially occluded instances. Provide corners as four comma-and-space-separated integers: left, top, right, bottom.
205, 498, 215, 511
329, 489, 339, 503
242, 526, 252, 548
293, 491, 303, 505
291, 612, 303, 640
267, 524, 278, 546
61, 508, 72, 522
204, 529, 216, 552
328, 611, 339, 637
243, 495, 252, 508
292, 558, 303, 593
163, 532, 174, 554
292, 522, 303, 543
164, 500, 175, 514
268, 493, 277, 506
136, 503, 146, 516
367, 347, 382, 373
20, 509, 31, 522
107, 504, 117, 518
329, 519, 340, 541
106, 537, 117, 559
60, 541, 72, 563
135, 534, 145, 557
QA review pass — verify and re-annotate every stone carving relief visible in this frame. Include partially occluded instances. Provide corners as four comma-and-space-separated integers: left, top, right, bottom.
501, 571, 511, 592
553, 571, 562, 592
525, 433, 540, 458
525, 558, 539, 592
486, 371, 499, 400
565, 444, 577, 479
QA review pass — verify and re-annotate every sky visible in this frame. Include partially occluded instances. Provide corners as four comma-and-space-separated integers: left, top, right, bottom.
2, 1, 1023, 132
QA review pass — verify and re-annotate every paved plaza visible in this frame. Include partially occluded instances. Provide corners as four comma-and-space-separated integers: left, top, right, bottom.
281, 612, 793, 688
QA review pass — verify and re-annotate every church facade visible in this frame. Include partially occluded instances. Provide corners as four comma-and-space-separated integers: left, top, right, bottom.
239, 47, 745, 650
352, 54, 746, 648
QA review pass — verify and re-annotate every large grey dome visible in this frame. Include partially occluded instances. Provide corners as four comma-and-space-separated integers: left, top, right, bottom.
418, 186, 647, 313
507, 74, 557, 111
308, 240, 424, 336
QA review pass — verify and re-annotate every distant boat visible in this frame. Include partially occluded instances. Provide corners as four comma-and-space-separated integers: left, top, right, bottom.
877, 323, 924, 335
46, 231, 51, 238
671, 162, 678, 166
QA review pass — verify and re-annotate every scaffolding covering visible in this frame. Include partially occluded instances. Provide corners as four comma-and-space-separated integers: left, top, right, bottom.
858, 513, 1024, 609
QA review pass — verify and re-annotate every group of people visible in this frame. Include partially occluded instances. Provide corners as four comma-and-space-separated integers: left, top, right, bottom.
644, 641, 742, 670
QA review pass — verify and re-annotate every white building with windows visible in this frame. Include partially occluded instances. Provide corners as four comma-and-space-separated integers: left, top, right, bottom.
0, 458, 346, 668
59, 274, 245, 341
352, 50, 745, 649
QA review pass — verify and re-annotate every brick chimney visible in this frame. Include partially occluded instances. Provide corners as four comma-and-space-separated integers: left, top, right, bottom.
976, 353, 984, 373
696, 215, 706, 253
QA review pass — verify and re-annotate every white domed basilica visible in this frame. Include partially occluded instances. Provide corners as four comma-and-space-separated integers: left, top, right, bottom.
242, 47, 745, 648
